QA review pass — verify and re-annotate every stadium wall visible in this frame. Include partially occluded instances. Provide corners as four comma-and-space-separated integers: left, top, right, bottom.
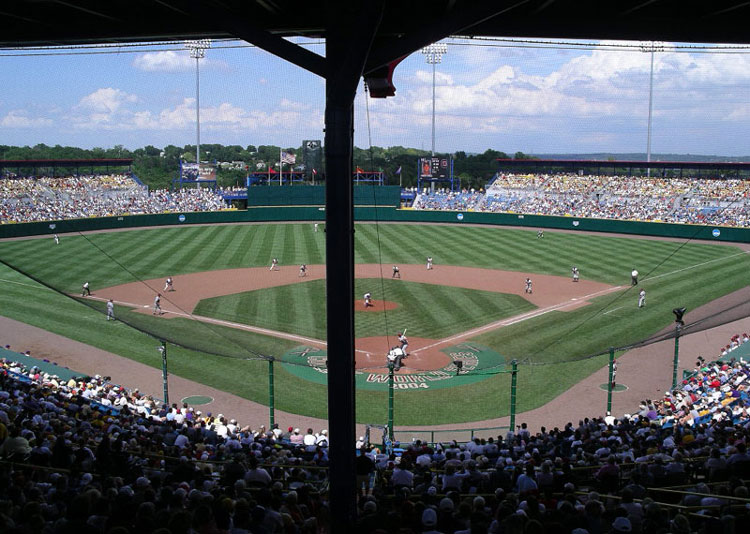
1, 207, 749, 243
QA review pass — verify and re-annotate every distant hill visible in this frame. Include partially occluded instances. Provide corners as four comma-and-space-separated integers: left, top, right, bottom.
533, 153, 750, 163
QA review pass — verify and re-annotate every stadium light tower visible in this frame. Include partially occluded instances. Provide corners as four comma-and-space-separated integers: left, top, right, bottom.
640, 41, 664, 178
185, 39, 211, 165
422, 43, 448, 157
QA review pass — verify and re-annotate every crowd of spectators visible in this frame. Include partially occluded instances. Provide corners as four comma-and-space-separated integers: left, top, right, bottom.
2, 334, 750, 533
0, 174, 228, 223
413, 174, 750, 227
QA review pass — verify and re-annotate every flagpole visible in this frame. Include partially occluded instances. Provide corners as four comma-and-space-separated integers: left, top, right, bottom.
279, 147, 283, 186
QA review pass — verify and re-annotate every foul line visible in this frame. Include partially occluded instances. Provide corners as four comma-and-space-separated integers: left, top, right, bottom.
643, 250, 750, 282
83, 295, 327, 348
413, 285, 625, 354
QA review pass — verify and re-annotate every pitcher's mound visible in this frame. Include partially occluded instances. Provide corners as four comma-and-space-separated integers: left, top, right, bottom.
354, 299, 399, 312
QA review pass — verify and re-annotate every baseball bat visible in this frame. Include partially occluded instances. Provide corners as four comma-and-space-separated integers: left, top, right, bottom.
402, 328, 407, 337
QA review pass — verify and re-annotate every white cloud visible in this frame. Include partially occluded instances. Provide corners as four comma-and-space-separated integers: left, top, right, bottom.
1, 110, 53, 128
133, 51, 194, 72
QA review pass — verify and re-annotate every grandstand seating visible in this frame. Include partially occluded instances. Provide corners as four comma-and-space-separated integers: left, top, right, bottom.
0, 174, 228, 223
414, 174, 750, 227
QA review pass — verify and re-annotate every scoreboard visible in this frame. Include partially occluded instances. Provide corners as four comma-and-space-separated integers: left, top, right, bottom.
420, 157, 449, 179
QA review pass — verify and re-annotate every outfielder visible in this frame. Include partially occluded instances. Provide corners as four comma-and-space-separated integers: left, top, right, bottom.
524, 278, 532, 294
426, 256, 433, 270
572, 266, 579, 282
537, 229, 544, 239
299, 264, 307, 277
53, 234, 59, 245
392, 265, 400, 279
363, 292, 373, 308
270, 258, 279, 271
638, 289, 646, 308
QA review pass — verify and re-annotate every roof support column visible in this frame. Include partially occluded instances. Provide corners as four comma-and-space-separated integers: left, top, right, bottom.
324, 4, 384, 531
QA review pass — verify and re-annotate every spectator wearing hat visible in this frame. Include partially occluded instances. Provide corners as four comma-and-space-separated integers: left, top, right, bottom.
421, 507, 441, 534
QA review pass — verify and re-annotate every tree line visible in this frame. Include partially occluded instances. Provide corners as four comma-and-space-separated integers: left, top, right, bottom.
0, 143, 536, 190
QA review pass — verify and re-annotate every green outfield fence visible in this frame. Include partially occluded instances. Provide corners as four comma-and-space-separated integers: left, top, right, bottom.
2, 204, 750, 242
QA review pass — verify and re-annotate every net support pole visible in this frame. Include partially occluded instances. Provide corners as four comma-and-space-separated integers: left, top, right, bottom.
607, 347, 614, 415
160, 340, 169, 405
672, 324, 681, 391
509, 359, 518, 431
388, 362, 394, 440
268, 358, 275, 428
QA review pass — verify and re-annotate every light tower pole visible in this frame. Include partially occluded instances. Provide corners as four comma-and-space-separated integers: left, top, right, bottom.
185, 39, 211, 165
422, 43, 447, 157
640, 41, 663, 178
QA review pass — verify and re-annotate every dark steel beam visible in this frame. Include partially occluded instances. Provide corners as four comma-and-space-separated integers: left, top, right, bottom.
324, 1, 384, 531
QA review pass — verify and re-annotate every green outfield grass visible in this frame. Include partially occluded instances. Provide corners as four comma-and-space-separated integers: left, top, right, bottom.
0, 222, 748, 425
193, 279, 535, 340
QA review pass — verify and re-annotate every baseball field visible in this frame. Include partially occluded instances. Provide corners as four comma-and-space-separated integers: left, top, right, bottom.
0, 222, 748, 425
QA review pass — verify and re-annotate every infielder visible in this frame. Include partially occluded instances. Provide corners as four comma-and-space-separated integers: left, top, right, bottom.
572, 266, 579, 282
363, 292, 373, 308
638, 289, 646, 308
631, 269, 639, 286
270, 258, 279, 271
106, 299, 115, 321
299, 264, 307, 277
426, 256, 433, 270
164, 277, 174, 292
81, 281, 91, 297
392, 265, 401, 279
524, 278, 532, 294
53, 234, 59, 245
153, 293, 163, 315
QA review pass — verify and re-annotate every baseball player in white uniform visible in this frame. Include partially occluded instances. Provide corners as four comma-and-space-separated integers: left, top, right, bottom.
638, 289, 646, 308
398, 332, 409, 355
631, 269, 639, 286
164, 277, 174, 292
270, 258, 279, 271
153, 293, 163, 315
572, 266, 579, 282
299, 264, 307, 277
53, 234, 59, 245
81, 281, 91, 297
106, 299, 115, 321
364, 292, 373, 308
392, 265, 400, 278
524, 278, 532, 294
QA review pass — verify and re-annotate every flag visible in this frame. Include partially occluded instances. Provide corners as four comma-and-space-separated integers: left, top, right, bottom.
356, 166, 364, 173
281, 151, 296, 164
312, 168, 318, 175
395, 166, 402, 175
269, 167, 277, 174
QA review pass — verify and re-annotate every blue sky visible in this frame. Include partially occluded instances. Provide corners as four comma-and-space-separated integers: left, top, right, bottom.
2, 38, 750, 156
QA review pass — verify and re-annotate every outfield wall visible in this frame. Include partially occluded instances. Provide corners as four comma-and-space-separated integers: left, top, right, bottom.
1, 206, 749, 243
